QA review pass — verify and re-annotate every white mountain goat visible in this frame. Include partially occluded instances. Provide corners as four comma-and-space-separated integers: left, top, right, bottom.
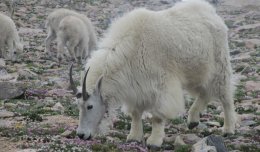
0, 12, 23, 61
69, 0, 236, 147
45, 9, 97, 61
3, 0, 15, 18
57, 15, 93, 63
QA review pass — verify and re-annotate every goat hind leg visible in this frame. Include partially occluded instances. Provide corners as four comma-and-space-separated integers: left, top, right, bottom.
146, 117, 165, 147
218, 89, 236, 135
45, 29, 56, 55
7, 39, 15, 61
188, 87, 210, 129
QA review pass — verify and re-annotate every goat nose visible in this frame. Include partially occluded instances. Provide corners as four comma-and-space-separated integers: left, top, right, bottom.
77, 133, 84, 139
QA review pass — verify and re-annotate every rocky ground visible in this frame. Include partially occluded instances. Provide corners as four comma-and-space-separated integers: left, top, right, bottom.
0, 0, 259, 151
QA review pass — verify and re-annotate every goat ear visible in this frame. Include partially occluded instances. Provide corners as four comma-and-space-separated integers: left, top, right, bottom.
95, 76, 103, 95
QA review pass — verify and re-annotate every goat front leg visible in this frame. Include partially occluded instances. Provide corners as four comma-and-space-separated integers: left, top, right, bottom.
7, 39, 15, 61
57, 37, 65, 62
147, 117, 165, 147
127, 112, 143, 142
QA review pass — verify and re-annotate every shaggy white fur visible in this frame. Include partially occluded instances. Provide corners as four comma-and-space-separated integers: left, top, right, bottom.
0, 12, 23, 61
82, 0, 236, 147
45, 9, 97, 61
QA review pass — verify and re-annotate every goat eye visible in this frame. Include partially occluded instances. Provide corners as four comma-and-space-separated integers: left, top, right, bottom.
87, 105, 93, 110
76, 93, 82, 98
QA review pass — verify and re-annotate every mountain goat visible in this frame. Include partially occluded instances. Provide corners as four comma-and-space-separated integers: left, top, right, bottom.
45, 9, 97, 61
57, 15, 92, 63
69, 0, 236, 147
0, 12, 23, 61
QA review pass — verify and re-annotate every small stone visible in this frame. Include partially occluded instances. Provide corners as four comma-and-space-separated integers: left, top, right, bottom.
17, 101, 30, 107
60, 130, 73, 138
0, 58, 5, 68
182, 134, 201, 145
205, 121, 221, 127
0, 119, 14, 127
4, 102, 17, 109
18, 69, 38, 80
254, 125, 260, 132
240, 120, 257, 127
164, 134, 177, 143
0, 110, 14, 118
174, 135, 186, 146
238, 126, 251, 134
106, 136, 116, 142
0, 73, 16, 81
0, 68, 8, 75
245, 81, 260, 91
230, 50, 241, 56
52, 102, 64, 113
44, 99, 55, 107
197, 123, 208, 130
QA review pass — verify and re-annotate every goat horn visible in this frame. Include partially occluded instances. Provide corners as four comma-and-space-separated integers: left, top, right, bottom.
82, 67, 90, 101
69, 64, 77, 94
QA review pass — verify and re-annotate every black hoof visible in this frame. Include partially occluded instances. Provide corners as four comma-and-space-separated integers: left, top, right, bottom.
188, 122, 199, 130
147, 145, 161, 151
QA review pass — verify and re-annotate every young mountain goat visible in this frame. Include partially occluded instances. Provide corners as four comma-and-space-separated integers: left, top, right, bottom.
70, 0, 236, 147
0, 12, 23, 61
57, 15, 92, 63
45, 9, 97, 61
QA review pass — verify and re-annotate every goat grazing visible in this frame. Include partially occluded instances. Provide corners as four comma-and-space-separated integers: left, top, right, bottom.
45, 9, 97, 62
0, 12, 23, 61
70, 0, 236, 147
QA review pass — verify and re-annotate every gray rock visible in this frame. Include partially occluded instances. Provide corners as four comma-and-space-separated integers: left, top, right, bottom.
0, 110, 14, 118
174, 135, 186, 146
197, 123, 208, 130
0, 73, 16, 81
0, 58, 5, 68
230, 50, 241, 56
51, 102, 64, 113
4, 102, 17, 108
182, 134, 201, 145
192, 135, 228, 152
17, 101, 30, 108
0, 119, 14, 127
205, 121, 221, 127
0, 68, 8, 75
254, 125, 260, 132
240, 120, 257, 127
245, 81, 260, 91
60, 130, 73, 138
0, 82, 28, 99
18, 69, 38, 80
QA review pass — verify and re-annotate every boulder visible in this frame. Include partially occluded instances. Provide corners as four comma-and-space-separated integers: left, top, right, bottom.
192, 135, 228, 152
0, 82, 28, 99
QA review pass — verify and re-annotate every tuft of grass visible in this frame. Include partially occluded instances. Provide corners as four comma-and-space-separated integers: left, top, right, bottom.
25, 112, 43, 121
92, 143, 119, 152
236, 106, 257, 114
240, 144, 259, 152
234, 85, 246, 102
171, 117, 185, 125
